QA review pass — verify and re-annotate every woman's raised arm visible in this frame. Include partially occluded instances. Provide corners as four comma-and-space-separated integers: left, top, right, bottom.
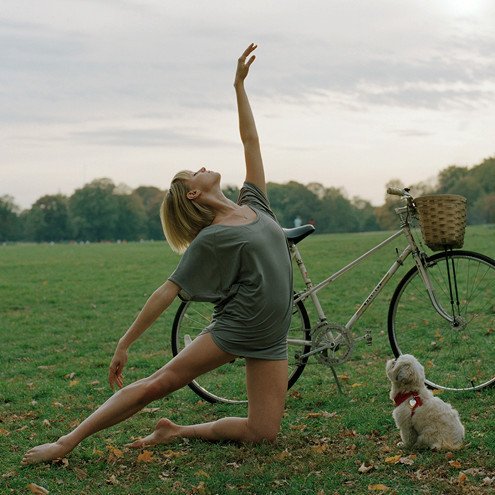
234, 43, 266, 194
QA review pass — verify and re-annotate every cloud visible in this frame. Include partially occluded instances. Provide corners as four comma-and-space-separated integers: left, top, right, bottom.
70, 126, 235, 148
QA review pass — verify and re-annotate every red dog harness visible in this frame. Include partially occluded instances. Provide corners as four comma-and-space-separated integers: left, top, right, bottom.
394, 391, 423, 416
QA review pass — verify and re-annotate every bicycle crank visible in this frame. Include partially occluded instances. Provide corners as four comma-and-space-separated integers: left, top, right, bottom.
311, 322, 354, 366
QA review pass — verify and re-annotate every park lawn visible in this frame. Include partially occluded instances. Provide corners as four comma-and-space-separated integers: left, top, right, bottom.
1, 227, 494, 494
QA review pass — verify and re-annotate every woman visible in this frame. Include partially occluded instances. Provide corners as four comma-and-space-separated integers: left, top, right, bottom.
21, 43, 293, 465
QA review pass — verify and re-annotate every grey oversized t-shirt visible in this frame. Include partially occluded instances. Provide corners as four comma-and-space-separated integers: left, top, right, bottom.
169, 182, 293, 359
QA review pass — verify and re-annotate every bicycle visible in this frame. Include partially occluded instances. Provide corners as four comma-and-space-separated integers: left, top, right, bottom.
171, 187, 495, 403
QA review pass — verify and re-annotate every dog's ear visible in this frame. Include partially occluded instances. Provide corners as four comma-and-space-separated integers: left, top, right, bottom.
396, 364, 412, 383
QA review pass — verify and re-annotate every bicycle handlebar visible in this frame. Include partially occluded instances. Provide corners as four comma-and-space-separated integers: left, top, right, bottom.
387, 187, 406, 196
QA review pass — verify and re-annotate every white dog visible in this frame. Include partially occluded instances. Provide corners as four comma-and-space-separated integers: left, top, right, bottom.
386, 354, 465, 450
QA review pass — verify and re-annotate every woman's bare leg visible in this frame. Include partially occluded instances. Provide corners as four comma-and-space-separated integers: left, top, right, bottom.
21, 334, 235, 465
128, 357, 288, 447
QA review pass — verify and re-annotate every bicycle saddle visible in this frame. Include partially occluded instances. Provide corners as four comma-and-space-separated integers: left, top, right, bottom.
283, 224, 315, 244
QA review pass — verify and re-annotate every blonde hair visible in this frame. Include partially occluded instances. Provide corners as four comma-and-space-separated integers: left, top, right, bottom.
160, 170, 215, 253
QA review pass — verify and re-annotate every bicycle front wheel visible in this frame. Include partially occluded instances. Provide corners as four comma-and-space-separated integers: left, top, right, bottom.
388, 250, 495, 391
171, 299, 311, 404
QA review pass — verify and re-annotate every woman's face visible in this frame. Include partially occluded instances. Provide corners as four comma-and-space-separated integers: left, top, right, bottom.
186, 167, 221, 192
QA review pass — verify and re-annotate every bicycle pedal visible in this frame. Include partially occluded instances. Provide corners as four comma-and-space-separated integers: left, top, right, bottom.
365, 330, 372, 346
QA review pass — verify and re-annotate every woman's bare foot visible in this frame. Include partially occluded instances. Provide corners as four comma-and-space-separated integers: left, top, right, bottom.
21, 436, 74, 465
126, 418, 181, 448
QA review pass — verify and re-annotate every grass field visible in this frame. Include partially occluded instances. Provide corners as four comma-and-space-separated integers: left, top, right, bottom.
1, 227, 494, 494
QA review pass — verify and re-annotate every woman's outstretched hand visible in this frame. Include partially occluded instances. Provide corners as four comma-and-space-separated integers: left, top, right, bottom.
234, 43, 257, 86
109, 345, 128, 390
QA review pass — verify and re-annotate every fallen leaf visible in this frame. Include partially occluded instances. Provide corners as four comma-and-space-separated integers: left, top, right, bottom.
107, 445, 123, 462
162, 450, 181, 459
368, 484, 388, 492
87, 381, 100, 386
137, 450, 158, 463
195, 470, 210, 478
192, 481, 205, 493
385, 455, 401, 464
312, 444, 327, 453
73, 467, 88, 480
449, 459, 463, 469
358, 462, 374, 473
42, 419, 51, 428
321, 411, 337, 418
69, 379, 79, 387
1, 471, 18, 478
52, 402, 64, 408
351, 383, 363, 388
142, 407, 160, 413
458, 472, 467, 485
307, 412, 320, 418
105, 475, 119, 485
445, 452, 455, 460
69, 419, 80, 429
27, 483, 49, 494
0, 428, 9, 436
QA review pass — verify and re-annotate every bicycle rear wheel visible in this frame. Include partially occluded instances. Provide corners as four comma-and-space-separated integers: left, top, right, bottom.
388, 250, 495, 391
171, 299, 311, 404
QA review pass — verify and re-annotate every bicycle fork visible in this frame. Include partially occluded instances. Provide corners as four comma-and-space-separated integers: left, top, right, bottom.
414, 251, 461, 328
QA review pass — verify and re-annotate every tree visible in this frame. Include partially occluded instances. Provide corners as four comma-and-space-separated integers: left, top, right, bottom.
114, 193, 148, 241
267, 181, 320, 228
0, 195, 20, 241
222, 185, 241, 202
69, 178, 119, 241
26, 195, 71, 242
437, 165, 469, 193
134, 186, 166, 240
374, 179, 404, 230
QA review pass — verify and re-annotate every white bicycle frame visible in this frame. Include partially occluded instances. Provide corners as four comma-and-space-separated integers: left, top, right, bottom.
288, 204, 455, 349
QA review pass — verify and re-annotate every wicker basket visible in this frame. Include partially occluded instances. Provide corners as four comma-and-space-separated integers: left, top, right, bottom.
414, 194, 467, 251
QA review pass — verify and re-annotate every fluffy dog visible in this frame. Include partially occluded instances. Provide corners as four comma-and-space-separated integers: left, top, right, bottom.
386, 354, 464, 450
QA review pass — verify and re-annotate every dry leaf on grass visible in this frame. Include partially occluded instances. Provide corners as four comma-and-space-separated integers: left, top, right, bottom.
449, 459, 463, 469
358, 462, 375, 473
368, 484, 388, 492
192, 481, 205, 493
105, 475, 119, 485
137, 450, 158, 463
73, 467, 88, 480
312, 444, 327, 453
27, 483, 49, 494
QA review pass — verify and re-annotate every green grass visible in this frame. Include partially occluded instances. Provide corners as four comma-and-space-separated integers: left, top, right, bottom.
1, 227, 494, 494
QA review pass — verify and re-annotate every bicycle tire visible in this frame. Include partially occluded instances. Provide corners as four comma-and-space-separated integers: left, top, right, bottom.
171, 298, 311, 404
388, 250, 495, 391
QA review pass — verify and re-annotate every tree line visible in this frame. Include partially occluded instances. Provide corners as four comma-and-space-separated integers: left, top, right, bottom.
1, 156, 494, 243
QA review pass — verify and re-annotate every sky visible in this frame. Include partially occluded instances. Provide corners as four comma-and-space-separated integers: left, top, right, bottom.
2, 0, 495, 210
